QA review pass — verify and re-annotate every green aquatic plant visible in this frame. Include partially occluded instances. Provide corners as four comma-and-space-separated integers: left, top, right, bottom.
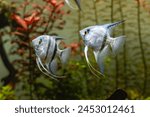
0, 85, 15, 100
136, 0, 148, 95
119, 0, 127, 89
93, 0, 99, 24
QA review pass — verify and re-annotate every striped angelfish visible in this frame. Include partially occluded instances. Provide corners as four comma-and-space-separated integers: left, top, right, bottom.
79, 21, 126, 77
32, 35, 71, 80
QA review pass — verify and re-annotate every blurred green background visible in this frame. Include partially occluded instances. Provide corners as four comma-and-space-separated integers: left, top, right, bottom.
0, 0, 150, 99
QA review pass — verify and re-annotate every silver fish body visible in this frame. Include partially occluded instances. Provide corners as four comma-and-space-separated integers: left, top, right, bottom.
80, 21, 125, 76
32, 35, 71, 80
32, 35, 55, 63
80, 25, 106, 51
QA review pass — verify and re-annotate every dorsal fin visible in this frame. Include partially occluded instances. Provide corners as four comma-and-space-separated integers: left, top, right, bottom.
102, 20, 125, 30
52, 36, 64, 46
52, 36, 63, 40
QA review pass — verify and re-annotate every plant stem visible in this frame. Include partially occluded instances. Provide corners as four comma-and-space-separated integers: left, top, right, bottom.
78, 9, 84, 55
111, 0, 119, 89
43, 11, 54, 34
111, 0, 114, 23
43, 3, 57, 34
26, 32, 33, 99
78, 10, 81, 42
0, 32, 16, 86
119, 0, 127, 89
93, 0, 98, 24
77, 10, 88, 98
115, 57, 119, 89
21, 2, 33, 99
137, 0, 148, 95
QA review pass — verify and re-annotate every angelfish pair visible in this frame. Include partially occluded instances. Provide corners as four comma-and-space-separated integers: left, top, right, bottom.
32, 35, 71, 80
32, 21, 125, 80
79, 21, 126, 77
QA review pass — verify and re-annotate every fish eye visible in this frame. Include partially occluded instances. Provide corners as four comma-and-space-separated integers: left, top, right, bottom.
87, 29, 90, 33
39, 39, 42, 44
84, 29, 90, 35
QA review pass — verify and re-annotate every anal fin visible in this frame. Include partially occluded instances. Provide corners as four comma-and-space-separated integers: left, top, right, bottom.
36, 58, 58, 81
47, 59, 58, 74
96, 45, 110, 73
37, 56, 65, 80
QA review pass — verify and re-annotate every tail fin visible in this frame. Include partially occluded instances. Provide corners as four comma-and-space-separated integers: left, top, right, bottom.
59, 48, 71, 65
110, 36, 125, 54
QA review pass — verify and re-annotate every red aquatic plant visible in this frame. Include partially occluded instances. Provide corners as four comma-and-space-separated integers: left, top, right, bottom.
62, 41, 82, 55
11, 12, 40, 35
11, 0, 68, 36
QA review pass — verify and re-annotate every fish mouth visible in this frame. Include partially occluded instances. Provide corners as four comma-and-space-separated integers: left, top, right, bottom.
79, 31, 85, 39
79, 29, 83, 34
32, 38, 38, 47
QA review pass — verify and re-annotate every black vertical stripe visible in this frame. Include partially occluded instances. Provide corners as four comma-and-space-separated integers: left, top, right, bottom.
107, 20, 125, 29
100, 35, 107, 51
44, 39, 51, 61
48, 43, 57, 73
51, 43, 57, 62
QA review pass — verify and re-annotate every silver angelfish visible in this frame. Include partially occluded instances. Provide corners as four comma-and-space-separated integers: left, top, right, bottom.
80, 21, 125, 77
65, 0, 81, 10
32, 35, 71, 80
